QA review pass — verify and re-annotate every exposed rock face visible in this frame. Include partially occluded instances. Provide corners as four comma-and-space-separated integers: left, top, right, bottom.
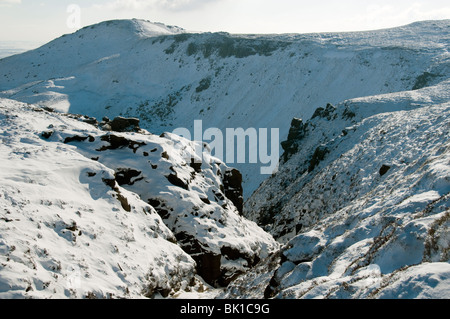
223, 168, 244, 215
308, 145, 329, 172
281, 118, 308, 162
311, 103, 337, 120
60, 115, 278, 289
175, 232, 222, 286
97, 134, 146, 153
101, 116, 141, 133
64, 135, 95, 144
379, 164, 391, 176
115, 168, 143, 186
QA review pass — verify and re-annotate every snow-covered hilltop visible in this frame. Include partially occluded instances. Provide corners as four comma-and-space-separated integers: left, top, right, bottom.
1, 19, 448, 197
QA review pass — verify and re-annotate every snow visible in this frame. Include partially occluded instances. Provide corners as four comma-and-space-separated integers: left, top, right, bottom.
231, 79, 450, 299
0, 98, 277, 298
0, 99, 199, 299
1, 19, 448, 198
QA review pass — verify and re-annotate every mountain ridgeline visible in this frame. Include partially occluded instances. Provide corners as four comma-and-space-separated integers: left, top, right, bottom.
1, 19, 449, 197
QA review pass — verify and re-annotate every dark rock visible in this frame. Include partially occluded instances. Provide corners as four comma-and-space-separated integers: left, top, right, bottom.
281, 118, 308, 161
42, 106, 54, 113
99, 134, 128, 149
223, 168, 244, 215
115, 168, 142, 186
105, 116, 141, 132
200, 197, 211, 205
116, 194, 131, 212
412, 72, 440, 90
379, 165, 391, 176
212, 189, 225, 201
102, 178, 116, 189
220, 246, 242, 260
161, 151, 169, 160
148, 199, 161, 208
311, 103, 337, 120
196, 253, 222, 287
155, 208, 170, 220
308, 145, 329, 172
41, 131, 53, 139
258, 201, 283, 228
221, 246, 260, 268
264, 275, 280, 299
82, 117, 99, 126
342, 106, 356, 120
65, 223, 78, 232
97, 134, 145, 153
167, 173, 189, 190
148, 199, 171, 220
156, 288, 171, 298
190, 159, 202, 173
175, 232, 222, 287
102, 178, 131, 212
64, 135, 88, 143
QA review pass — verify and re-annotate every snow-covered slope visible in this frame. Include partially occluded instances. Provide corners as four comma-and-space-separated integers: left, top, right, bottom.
223, 80, 450, 299
0, 98, 277, 298
1, 19, 448, 197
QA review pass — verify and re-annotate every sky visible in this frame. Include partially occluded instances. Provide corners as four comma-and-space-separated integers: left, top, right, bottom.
0, 0, 449, 44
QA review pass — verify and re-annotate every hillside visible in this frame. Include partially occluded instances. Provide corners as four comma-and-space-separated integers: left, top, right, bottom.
223, 80, 450, 299
0, 98, 277, 298
0, 19, 449, 197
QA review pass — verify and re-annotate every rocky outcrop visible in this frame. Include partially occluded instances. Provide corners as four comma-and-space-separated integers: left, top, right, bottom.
223, 168, 244, 215
308, 145, 329, 172
56, 115, 278, 289
115, 168, 143, 186
101, 116, 141, 133
96, 134, 146, 153
281, 118, 308, 162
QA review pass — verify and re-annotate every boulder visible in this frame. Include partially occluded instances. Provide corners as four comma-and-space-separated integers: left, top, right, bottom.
223, 168, 244, 215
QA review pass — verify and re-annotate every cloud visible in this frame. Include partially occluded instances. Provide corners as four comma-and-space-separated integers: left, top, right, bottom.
345, 2, 450, 31
95, 0, 221, 12
0, 0, 21, 6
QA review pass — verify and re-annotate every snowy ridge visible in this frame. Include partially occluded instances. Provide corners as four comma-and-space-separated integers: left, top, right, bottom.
0, 98, 277, 298
224, 80, 450, 299
0, 19, 448, 197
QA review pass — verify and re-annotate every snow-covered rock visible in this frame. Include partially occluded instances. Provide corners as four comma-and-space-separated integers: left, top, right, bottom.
0, 98, 277, 298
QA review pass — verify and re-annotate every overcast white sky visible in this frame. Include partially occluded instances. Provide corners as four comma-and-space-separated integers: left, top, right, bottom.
1, 0, 449, 43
